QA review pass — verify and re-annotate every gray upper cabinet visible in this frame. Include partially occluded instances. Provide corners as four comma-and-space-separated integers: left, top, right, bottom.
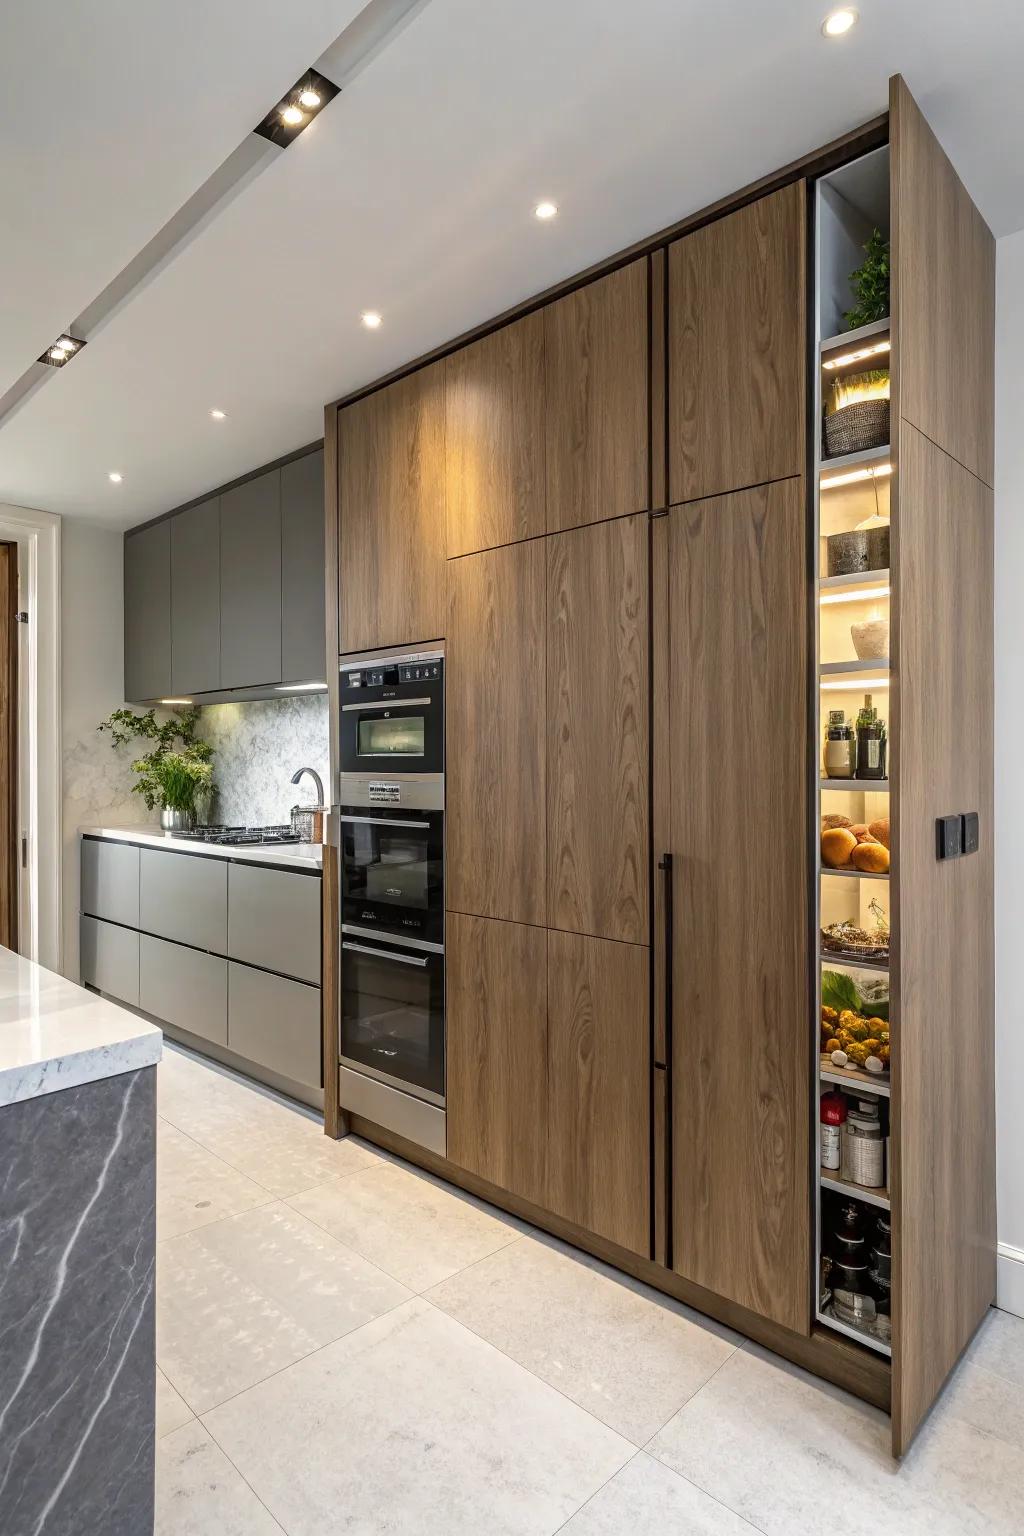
220, 470, 282, 689
281, 450, 325, 684
171, 497, 220, 694
124, 522, 171, 702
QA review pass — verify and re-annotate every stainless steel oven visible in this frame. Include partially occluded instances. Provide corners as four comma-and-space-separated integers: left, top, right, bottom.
338, 808, 443, 945
339, 929, 445, 1105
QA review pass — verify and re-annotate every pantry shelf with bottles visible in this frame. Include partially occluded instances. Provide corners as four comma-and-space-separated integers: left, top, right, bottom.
813, 141, 894, 1362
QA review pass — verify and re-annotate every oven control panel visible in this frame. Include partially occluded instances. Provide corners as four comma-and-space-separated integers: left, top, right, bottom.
344, 659, 442, 689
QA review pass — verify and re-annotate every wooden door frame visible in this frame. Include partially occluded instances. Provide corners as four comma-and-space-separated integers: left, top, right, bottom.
0, 503, 61, 971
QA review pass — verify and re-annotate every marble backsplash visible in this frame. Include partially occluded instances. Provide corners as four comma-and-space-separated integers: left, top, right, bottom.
199, 693, 330, 826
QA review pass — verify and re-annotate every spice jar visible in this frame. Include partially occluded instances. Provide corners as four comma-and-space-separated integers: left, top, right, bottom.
841, 1099, 885, 1188
823, 710, 856, 780
820, 1091, 847, 1171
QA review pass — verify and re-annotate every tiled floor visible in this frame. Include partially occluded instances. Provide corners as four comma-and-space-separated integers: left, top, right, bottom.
154, 1043, 1024, 1535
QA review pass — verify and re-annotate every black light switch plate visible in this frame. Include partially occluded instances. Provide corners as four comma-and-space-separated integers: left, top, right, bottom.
962, 811, 980, 855
937, 814, 962, 859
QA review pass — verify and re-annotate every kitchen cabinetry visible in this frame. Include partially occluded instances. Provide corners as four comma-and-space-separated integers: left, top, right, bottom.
339, 363, 446, 653
663, 478, 808, 1332
140, 934, 227, 1047
140, 848, 227, 953
228, 962, 321, 1091
446, 539, 546, 926
220, 470, 282, 688
445, 314, 546, 559
446, 913, 547, 1206
547, 514, 648, 944
282, 448, 326, 683
227, 863, 320, 985
80, 916, 140, 1006
171, 497, 220, 694
81, 838, 139, 929
544, 259, 649, 531
546, 929, 649, 1255
668, 184, 806, 505
124, 521, 171, 702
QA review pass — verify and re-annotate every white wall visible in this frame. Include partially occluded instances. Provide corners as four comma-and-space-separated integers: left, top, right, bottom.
995, 227, 1024, 1316
60, 520, 146, 981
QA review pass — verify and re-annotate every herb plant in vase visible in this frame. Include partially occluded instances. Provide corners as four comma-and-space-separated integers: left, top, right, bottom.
98, 707, 215, 831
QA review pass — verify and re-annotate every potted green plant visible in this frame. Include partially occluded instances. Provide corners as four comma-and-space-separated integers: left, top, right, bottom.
845, 228, 890, 330
98, 707, 215, 830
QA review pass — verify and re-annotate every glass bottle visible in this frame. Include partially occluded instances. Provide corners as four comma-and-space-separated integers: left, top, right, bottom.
855, 693, 888, 780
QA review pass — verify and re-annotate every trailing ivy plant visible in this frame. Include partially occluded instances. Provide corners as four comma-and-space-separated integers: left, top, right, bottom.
98, 706, 214, 814
845, 228, 890, 330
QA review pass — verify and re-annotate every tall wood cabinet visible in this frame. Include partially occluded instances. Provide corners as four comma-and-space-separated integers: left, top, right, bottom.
324, 76, 995, 1456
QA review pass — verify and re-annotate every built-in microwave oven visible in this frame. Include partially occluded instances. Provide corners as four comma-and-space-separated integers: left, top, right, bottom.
338, 649, 444, 811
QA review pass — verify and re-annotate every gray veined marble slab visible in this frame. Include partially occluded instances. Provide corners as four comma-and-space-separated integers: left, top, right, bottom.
0, 943, 161, 1107
0, 1065, 156, 1535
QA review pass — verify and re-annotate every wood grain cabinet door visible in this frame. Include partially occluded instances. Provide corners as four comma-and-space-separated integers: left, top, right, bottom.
544, 259, 649, 532
446, 539, 546, 926
547, 514, 649, 944
338, 363, 446, 653
668, 184, 806, 505
667, 479, 809, 1333
446, 913, 548, 1206
445, 312, 546, 558
546, 929, 650, 1256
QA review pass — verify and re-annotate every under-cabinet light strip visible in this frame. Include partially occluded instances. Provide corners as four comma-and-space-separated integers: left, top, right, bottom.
819, 586, 891, 606
822, 339, 891, 370
820, 677, 890, 691
820, 462, 892, 490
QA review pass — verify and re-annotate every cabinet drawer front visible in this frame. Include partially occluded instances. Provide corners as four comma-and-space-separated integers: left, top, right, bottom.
81, 839, 140, 928
228, 962, 321, 1090
80, 916, 140, 1007
227, 865, 321, 984
140, 935, 227, 1047
140, 849, 227, 952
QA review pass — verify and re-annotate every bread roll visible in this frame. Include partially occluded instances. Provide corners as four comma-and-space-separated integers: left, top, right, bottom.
821, 813, 853, 831
821, 827, 857, 868
852, 840, 890, 873
868, 816, 890, 849
849, 824, 878, 843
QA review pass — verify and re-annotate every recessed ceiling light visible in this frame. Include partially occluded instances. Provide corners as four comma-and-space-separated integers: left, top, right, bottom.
361, 311, 383, 330
254, 68, 339, 146
822, 8, 858, 36
39, 333, 85, 368
534, 200, 558, 220
210, 408, 227, 420
108, 472, 123, 483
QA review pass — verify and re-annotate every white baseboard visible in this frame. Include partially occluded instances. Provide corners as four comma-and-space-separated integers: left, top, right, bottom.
997, 1243, 1024, 1318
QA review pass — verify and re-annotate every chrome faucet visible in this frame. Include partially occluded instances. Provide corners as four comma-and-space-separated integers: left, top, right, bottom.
289, 766, 325, 805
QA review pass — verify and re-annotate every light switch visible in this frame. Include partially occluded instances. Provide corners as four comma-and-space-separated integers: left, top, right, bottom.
962, 811, 980, 855
937, 815, 962, 860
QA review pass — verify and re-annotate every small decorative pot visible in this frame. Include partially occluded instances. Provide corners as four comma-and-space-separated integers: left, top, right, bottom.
826, 525, 890, 578
850, 617, 890, 660
160, 805, 196, 832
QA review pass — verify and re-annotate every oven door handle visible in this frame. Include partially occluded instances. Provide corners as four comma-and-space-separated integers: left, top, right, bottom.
342, 941, 429, 968
341, 698, 433, 712
339, 814, 430, 829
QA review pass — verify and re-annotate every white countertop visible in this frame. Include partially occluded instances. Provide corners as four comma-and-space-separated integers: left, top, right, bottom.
80, 824, 324, 871
0, 946, 162, 1108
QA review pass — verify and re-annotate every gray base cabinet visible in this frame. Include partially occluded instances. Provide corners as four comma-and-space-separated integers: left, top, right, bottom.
140, 849, 227, 952
140, 934, 227, 1047
228, 962, 321, 1090
81, 839, 140, 929
227, 864, 320, 984
80, 916, 140, 1007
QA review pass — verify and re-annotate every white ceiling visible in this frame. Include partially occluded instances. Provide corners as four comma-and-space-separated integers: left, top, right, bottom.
1, 0, 1021, 527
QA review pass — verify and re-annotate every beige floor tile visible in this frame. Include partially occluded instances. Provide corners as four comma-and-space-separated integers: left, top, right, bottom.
287, 1159, 522, 1290
157, 1121, 272, 1239
649, 1342, 1024, 1536
965, 1305, 1024, 1387
157, 1201, 411, 1413
941, 1356, 1024, 1450
156, 1366, 195, 1439
429, 1232, 738, 1444
204, 1297, 632, 1535
561, 1452, 762, 1534
156, 1421, 283, 1535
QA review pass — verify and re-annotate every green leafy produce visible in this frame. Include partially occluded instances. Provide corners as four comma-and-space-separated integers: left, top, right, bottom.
845, 228, 890, 330
821, 969, 889, 1022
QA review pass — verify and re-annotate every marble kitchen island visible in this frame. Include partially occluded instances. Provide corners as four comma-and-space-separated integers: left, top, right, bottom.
0, 945, 162, 1535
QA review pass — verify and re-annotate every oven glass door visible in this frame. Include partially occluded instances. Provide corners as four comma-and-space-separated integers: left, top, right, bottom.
340, 811, 443, 943
340, 935, 445, 1103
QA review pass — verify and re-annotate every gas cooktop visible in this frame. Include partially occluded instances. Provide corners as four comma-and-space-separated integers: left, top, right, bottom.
173, 825, 301, 847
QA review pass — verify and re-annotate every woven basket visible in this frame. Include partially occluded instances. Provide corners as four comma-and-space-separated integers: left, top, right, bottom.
823, 398, 890, 458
